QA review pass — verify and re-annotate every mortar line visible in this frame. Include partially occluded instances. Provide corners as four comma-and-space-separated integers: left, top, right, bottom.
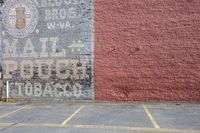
143, 104, 160, 129
61, 105, 85, 126
0, 105, 28, 119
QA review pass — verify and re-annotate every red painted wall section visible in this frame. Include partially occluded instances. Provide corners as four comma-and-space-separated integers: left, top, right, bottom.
94, 0, 200, 101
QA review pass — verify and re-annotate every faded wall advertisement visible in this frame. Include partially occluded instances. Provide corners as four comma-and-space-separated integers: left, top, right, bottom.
0, 0, 93, 99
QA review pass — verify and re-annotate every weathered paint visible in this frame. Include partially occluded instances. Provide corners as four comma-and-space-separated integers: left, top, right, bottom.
0, 0, 93, 99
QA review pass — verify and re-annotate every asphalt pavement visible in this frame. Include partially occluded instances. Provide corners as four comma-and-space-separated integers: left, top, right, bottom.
0, 101, 199, 133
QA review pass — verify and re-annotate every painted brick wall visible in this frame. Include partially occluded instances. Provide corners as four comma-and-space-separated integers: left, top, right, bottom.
95, 0, 200, 101
0, 0, 93, 99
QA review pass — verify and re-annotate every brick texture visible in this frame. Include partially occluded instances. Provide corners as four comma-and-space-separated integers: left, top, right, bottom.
94, 0, 200, 101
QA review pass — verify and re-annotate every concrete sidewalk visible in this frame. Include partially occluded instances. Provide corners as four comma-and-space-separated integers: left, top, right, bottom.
0, 101, 199, 133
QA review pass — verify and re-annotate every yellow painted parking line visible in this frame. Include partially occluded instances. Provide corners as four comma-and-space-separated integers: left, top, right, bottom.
0, 122, 12, 126
143, 105, 160, 129
17, 123, 63, 128
61, 105, 85, 126
0, 122, 64, 127
0, 122, 199, 133
73, 124, 199, 133
0, 106, 28, 119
